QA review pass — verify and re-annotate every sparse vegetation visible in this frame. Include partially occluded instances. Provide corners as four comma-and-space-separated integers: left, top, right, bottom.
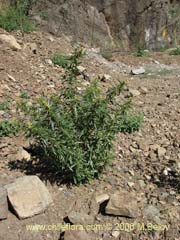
0, 120, 21, 137
16, 0, 35, 15
0, 100, 9, 111
0, 0, 35, 32
157, 68, 174, 76
142, 67, 175, 79
117, 112, 143, 133
17, 47, 143, 184
51, 53, 73, 68
169, 47, 180, 55
0, 2, 180, 237
160, 44, 170, 52
20, 90, 29, 99
134, 47, 149, 57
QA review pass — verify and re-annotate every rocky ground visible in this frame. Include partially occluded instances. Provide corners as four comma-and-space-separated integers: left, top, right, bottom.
0, 29, 180, 240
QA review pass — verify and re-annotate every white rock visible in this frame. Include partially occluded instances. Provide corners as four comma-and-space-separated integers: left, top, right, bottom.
45, 59, 53, 65
163, 169, 168, 176
131, 67, 145, 75
7, 74, 16, 82
5, 176, 52, 219
154, 60, 160, 65
129, 89, 141, 97
127, 182, 135, 188
0, 34, 21, 50
163, 167, 171, 176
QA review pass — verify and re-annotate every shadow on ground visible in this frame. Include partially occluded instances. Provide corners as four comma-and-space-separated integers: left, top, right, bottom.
153, 170, 180, 194
8, 146, 72, 186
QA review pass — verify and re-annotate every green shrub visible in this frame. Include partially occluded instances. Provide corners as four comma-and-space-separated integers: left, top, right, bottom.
0, 2, 35, 32
169, 47, 180, 55
0, 100, 9, 111
18, 47, 143, 184
15, 0, 35, 15
134, 47, 148, 57
51, 54, 72, 68
51, 50, 84, 69
160, 44, 170, 52
0, 120, 21, 137
117, 112, 143, 133
20, 90, 29, 99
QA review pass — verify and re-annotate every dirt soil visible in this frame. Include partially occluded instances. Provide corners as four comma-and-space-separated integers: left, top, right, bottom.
0, 29, 180, 240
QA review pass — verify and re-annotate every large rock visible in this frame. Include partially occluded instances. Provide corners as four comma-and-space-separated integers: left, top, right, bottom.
95, 193, 110, 204
67, 211, 94, 225
0, 34, 21, 50
5, 176, 52, 219
0, 187, 8, 220
64, 230, 94, 240
105, 191, 138, 218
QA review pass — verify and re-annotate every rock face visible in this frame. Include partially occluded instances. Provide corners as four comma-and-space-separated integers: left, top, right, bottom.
105, 191, 138, 218
32, 0, 113, 47
0, 187, 8, 220
32, 0, 179, 49
5, 176, 52, 219
89, 0, 174, 49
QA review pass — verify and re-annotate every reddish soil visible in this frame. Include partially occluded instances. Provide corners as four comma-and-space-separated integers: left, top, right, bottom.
0, 29, 180, 240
